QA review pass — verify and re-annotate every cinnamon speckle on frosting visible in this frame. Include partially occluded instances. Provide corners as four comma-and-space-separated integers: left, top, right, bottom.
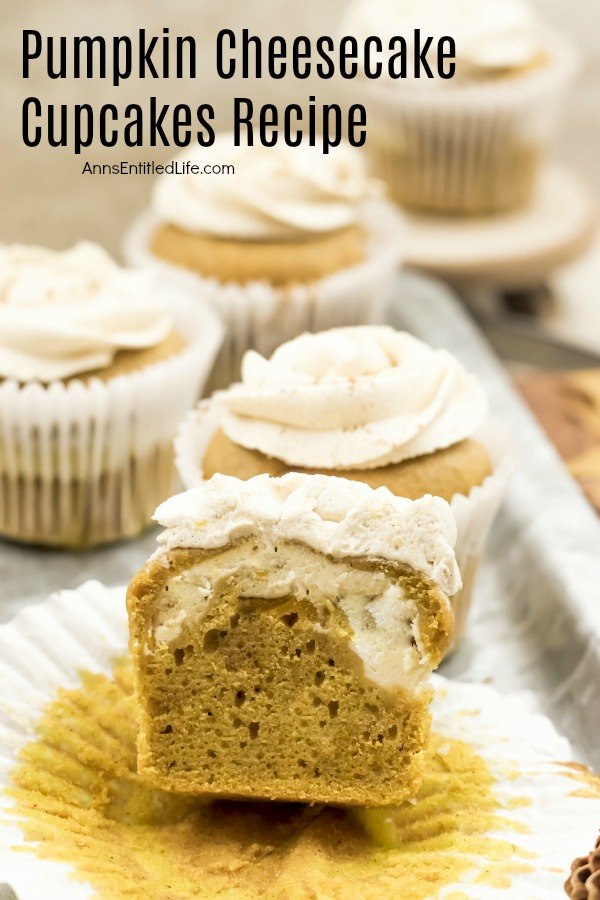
220, 326, 488, 469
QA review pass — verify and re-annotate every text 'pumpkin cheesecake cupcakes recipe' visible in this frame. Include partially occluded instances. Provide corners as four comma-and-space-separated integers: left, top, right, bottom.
123, 134, 404, 389
127, 472, 457, 805
341, 0, 577, 214
0, 242, 223, 548
176, 325, 513, 649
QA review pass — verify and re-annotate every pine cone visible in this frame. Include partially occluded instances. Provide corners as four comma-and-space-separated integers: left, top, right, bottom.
565, 835, 600, 898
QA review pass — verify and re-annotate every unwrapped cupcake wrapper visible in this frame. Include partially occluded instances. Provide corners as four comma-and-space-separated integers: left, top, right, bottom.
351, 36, 577, 214
1, 580, 593, 899
175, 406, 513, 651
0, 292, 223, 549
123, 200, 404, 391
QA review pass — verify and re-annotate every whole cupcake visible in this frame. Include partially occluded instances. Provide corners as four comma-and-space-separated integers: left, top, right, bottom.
176, 325, 512, 649
341, 0, 577, 215
124, 134, 404, 388
0, 242, 222, 549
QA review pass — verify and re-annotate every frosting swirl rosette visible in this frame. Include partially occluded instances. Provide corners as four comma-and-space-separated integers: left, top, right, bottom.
153, 135, 379, 241
0, 242, 171, 382
221, 326, 488, 469
343, 0, 547, 79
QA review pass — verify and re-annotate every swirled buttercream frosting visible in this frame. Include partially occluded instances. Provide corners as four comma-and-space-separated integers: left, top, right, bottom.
0, 242, 171, 382
343, 0, 548, 78
154, 472, 461, 596
219, 326, 488, 470
153, 135, 378, 240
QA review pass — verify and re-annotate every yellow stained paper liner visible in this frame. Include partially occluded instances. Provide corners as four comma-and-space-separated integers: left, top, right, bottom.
6, 657, 539, 900
1, 582, 599, 899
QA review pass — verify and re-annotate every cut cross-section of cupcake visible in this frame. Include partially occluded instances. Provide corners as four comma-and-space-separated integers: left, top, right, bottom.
126, 473, 458, 806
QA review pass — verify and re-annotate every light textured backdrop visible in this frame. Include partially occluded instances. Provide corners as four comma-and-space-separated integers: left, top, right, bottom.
1, 0, 598, 255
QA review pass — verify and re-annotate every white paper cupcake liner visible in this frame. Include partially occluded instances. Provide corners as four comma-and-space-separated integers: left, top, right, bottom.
448, 421, 515, 649
175, 406, 513, 651
0, 291, 223, 549
174, 396, 227, 490
0, 580, 598, 899
348, 36, 577, 214
123, 200, 404, 391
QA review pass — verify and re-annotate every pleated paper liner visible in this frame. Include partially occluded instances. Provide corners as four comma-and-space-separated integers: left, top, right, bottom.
123, 200, 405, 392
0, 581, 598, 898
348, 35, 578, 215
0, 291, 223, 549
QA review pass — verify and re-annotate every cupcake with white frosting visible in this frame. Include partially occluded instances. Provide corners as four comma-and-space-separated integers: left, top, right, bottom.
176, 325, 513, 649
341, 0, 577, 214
124, 134, 404, 388
128, 472, 457, 805
0, 242, 222, 549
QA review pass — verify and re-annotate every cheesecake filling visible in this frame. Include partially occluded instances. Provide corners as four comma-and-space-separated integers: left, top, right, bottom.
151, 541, 430, 693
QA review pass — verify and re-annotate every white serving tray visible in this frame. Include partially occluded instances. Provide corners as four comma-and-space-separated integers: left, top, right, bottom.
404, 163, 596, 286
2, 271, 599, 767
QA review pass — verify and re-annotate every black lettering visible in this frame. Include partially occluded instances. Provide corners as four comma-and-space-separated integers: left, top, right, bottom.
113, 36, 132, 86
177, 36, 196, 78
196, 104, 215, 146
414, 30, 433, 78
269, 36, 286, 78
172, 103, 192, 146
73, 36, 106, 78
47, 36, 66, 79
241, 29, 261, 78
260, 103, 278, 145
124, 103, 143, 146
139, 29, 159, 79
22, 97, 41, 146
438, 37, 455, 78
339, 36, 358, 79
162, 27, 169, 77
315, 35, 334, 79
216, 29, 235, 78
283, 104, 303, 145
348, 104, 367, 147
22, 30, 42, 77
321, 103, 342, 154
233, 97, 253, 144
363, 36, 382, 79
149, 96, 169, 145
48, 104, 67, 148
388, 36, 407, 79
292, 36, 311, 79
99, 104, 118, 147
74, 103, 94, 154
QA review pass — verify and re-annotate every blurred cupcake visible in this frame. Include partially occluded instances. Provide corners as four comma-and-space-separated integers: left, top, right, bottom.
176, 326, 512, 650
341, 0, 577, 215
0, 242, 222, 549
124, 134, 404, 388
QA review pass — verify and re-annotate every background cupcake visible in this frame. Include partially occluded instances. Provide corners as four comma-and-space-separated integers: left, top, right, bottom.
124, 134, 404, 389
0, 242, 222, 549
341, 0, 577, 215
176, 325, 512, 649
